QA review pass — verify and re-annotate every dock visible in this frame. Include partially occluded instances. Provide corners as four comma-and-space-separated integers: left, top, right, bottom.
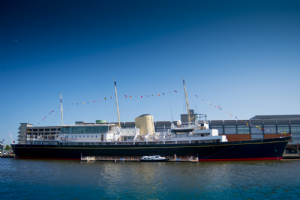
81, 156, 199, 162
282, 154, 300, 160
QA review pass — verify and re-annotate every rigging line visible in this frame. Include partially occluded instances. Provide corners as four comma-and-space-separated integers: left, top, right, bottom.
111, 104, 116, 123
51, 106, 61, 126
119, 102, 131, 122
64, 115, 69, 126
64, 111, 77, 122
64, 105, 78, 120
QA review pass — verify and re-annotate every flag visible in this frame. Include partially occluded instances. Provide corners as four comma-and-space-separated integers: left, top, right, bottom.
141, 96, 143, 98
28, 130, 30, 132
13, 141, 15, 144
147, 95, 149, 97
174, 90, 177, 92
77, 103, 79, 105
82, 102, 85, 104
235, 117, 237, 119
45, 117, 46, 118
52, 110, 54, 112
157, 94, 160, 96
215, 106, 220, 108
125, 95, 127, 98
110, 96, 112, 99
93, 100, 95, 103
162, 93, 165, 95
129, 96, 132, 98
104, 98, 107, 100
152, 95, 154, 97
98, 99, 101, 101
60, 96, 62, 103
114, 80, 117, 87
195, 95, 198, 97
219, 108, 222, 110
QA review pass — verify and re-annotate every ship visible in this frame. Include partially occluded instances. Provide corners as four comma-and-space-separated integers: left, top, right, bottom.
11, 78, 290, 161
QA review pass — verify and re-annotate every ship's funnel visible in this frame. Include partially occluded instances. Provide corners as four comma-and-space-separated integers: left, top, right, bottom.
135, 114, 155, 135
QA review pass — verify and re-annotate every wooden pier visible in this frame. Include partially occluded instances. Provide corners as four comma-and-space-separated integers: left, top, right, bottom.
81, 156, 199, 162
282, 154, 300, 160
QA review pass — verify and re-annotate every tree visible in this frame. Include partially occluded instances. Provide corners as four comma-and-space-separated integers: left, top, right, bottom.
4, 145, 10, 151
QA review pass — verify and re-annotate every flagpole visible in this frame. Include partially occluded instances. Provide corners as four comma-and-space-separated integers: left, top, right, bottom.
60, 93, 64, 125
114, 78, 121, 128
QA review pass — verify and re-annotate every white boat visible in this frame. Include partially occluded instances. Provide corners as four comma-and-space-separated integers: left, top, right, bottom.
140, 155, 169, 162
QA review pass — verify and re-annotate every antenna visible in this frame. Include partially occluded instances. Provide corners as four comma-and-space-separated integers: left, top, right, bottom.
169, 101, 174, 122
114, 78, 121, 128
60, 93, 63, 125
9, 132, 13, 144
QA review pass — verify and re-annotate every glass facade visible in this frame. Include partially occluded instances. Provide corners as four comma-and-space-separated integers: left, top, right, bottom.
277, 126, 290, 133
61, 126, 111, 134
237, 126, 249, 134
224, 126, 236, 134
291, 126, 300, 134
264, 125, 276, 134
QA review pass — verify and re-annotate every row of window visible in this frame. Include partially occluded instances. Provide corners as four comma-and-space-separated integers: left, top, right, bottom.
28, 129, 60, 132
211, 126, 300, 134
61, 126, 111, 134
66, 135, 99, 138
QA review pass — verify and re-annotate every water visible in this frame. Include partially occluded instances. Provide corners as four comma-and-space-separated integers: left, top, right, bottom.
1, 158, 300, 200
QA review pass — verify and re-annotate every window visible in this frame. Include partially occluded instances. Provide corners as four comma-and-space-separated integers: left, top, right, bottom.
237, 126, 249, 134
79, 135, 81, 138
83, 135, 85, 138
291, 126, 300, 134
224, 126, 236, 134
264, 125, 276, 134
91, 135, 93, 138
39, 129, 44, 131
87, 135, 89, 138
75, 136, 77, 138
251, 125, 263, 134
277, 126, 290, 134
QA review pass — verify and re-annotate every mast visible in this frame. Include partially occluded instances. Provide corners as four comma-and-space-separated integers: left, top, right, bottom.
60, 93, 63, 125
183, 77, 193, 124
114, 78, 121, 128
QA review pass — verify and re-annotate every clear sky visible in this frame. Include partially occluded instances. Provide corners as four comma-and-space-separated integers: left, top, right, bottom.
1, 0, 299, 146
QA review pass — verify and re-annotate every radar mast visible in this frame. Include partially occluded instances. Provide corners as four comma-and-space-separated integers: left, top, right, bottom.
183, 77, 194, 124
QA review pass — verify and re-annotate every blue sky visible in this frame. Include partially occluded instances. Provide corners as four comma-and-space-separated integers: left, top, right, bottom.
1, 0, 299, 145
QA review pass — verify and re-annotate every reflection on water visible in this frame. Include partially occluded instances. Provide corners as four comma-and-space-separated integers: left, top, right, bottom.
2, 159, 300, 199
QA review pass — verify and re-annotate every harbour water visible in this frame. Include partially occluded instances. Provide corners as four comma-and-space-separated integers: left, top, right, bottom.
2, 158, 300, 199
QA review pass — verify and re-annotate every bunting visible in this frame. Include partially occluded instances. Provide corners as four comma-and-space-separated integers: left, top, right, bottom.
194, 95, 288, 134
